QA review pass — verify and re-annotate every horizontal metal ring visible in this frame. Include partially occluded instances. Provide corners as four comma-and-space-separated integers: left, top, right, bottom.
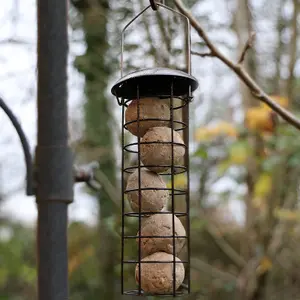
123, 97, 189, 109
123, 289, 187, 297
123, 165, 187, 175
123, 260, 188, 264
124, 119, 187, 132
123, 140, 187, 155
124, 235, 188, 239
124, 187, 187, 196
123, 211, 188, 217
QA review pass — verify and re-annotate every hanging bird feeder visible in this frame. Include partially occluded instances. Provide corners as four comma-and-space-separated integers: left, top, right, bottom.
111, 1, 199, 297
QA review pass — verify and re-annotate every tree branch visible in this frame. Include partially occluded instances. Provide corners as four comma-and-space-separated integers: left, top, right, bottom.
238, 32, 255, 64
93, 170, 120, 207
74, 163, 120, 208
267, 168, 300, 257
174, 0, 300, 131
198, 209, 247, 268
286, 0, 299, 101
191, 50, 214, 57
191, 257, 237, 282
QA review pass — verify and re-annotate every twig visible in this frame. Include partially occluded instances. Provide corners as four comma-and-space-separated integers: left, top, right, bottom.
191, 257, 237, 282
74, 164, 120, 208
93, 171, 120, 207
86, 180, 101, 192
267, 169, 300, 257
198, 209, 247, 268
0, 38, 34, 45
191, 50, 214, 57
286, 0, 299, 100
174, 0, 300, 131
238, 32, 255, 64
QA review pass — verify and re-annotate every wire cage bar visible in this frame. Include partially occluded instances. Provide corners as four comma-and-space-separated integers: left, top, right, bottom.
111, 2, 199, 297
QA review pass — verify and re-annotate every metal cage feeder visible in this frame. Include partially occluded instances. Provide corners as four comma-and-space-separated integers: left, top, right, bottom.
111, 1, 199, 297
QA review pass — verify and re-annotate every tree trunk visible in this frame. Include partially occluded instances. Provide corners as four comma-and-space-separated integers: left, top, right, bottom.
232, 0, 257, 262
72, 1, 117, 299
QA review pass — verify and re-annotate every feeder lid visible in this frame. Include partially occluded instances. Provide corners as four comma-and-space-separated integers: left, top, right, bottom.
111, 67, 199, 99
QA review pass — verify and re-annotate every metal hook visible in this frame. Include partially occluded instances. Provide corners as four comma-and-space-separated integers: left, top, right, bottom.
150, 0, 158, 10
0, 97, 35, 196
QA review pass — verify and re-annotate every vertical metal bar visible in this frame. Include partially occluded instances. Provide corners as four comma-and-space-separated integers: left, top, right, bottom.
137, 86, 142, 295
170, 82, 176, 296
183, 18, 192, 294
185, 94, 191, 294
121, 98, 125, 294
120, 31, 125, 78
186, 19, 192, 75
36, 1, 73, 300
36, 204, 69, 300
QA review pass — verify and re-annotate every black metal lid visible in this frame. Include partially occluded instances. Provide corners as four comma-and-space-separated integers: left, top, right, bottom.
111, 67, 199, 99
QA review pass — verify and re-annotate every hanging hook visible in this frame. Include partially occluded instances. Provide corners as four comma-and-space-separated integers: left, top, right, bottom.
0, 97, 35, 196
150, 0, 159, 10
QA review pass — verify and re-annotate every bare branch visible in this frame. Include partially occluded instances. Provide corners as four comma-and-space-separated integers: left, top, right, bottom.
191, 257, 237, 282
238, 32, 256, 64
74, 164, 120, 208
267, 169, 300, 257
93, 171, 120, 207
0, 38, 34, 45
174, 0, 300, 131
286, 0, 299, 100
191, 50, 214, 57
198, 209, 247, 268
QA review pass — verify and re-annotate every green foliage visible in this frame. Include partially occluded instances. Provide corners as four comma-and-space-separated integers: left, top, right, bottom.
0, 222, 36, 299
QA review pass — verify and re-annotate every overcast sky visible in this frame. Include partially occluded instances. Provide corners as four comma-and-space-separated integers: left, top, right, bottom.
0, 0, 245, 226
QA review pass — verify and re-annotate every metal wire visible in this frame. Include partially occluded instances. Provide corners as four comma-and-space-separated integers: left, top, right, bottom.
121, 96, 125, 294
124, 211, 188, 218
123, 164, 187, 175
123, 260, 189, 264
137, 84, 142, 295
120, 4, 192, 77
185, 88, 191, 294
0, 97, 34, 196
124, 141, 188, 154
170, 81, 176, 297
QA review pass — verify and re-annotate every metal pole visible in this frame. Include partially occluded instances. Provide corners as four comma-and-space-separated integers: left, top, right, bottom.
36, 0, 73, 300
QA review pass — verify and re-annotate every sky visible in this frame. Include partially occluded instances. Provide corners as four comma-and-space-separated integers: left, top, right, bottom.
0, 0, 245, 226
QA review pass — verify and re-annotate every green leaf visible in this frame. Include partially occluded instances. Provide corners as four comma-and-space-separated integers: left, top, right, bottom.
191, 218, 207, 230
217, 159, 232, 175
223, 281, 236, 292
193, 147, 208, 159
261, 155, 282, 172
287, 154, 300, 166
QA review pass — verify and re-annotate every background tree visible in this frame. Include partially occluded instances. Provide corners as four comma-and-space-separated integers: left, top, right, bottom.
70, 1, 120, 299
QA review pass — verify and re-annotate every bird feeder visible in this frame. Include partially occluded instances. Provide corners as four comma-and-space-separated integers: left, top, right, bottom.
111, 1, 199, 297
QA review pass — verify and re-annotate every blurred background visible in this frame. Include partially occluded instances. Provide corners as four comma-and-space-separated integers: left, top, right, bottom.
1, 0, 300, 299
